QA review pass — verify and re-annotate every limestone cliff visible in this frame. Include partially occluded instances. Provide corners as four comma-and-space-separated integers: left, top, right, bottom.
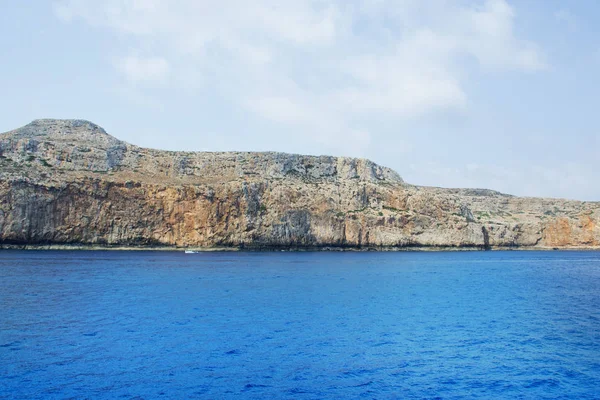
0, 119, 598, 249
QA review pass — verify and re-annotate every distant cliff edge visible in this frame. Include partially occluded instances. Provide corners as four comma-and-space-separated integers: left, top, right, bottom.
0, 119, 598, 250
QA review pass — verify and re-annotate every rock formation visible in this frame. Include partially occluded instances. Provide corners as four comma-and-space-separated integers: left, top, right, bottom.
0, 119, 598, 250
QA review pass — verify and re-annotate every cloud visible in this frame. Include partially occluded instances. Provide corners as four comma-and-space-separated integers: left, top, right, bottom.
462, 0, 547, 70
114, 56, 170, 85
246, 96, 315, 124
53, 0, 546, 156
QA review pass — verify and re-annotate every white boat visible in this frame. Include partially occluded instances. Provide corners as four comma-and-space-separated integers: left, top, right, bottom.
184, 250, 199, 254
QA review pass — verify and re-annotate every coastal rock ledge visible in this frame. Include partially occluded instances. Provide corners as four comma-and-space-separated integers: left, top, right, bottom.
0, 119, 598, 250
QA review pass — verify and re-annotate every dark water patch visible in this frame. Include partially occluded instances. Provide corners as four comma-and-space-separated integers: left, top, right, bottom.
286, 387, 313, 395
352, 380, 373, 388
242, 383, 270, 391
0, 341, 20, 348
524, 378, 561, 388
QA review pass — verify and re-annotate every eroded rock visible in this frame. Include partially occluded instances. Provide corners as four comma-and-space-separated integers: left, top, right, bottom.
0, 119, 598, 249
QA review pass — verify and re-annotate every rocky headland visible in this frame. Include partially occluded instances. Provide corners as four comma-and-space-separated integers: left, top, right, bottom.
0, 119, 598, 250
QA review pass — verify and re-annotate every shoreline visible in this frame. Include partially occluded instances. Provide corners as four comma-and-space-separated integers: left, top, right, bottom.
1, 244, 600, 252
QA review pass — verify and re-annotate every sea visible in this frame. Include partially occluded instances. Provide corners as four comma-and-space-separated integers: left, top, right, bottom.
1, 250, 599, 399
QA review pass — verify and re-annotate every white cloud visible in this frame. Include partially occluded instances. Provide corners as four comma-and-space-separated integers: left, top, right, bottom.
53, 0, 546, 157
461, 0, 547, 70
114, 56, 170, 85
246, 96, 315, 124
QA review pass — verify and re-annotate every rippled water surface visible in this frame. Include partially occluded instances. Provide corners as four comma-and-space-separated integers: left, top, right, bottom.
1, 251, 600, 399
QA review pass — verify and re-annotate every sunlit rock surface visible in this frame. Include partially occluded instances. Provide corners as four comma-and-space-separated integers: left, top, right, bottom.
0, 119, 598, 249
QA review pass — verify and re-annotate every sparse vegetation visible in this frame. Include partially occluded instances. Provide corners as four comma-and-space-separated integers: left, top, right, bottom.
347, 208, 367, 214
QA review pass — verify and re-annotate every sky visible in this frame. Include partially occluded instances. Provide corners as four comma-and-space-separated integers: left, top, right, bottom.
0, 0, 598, 200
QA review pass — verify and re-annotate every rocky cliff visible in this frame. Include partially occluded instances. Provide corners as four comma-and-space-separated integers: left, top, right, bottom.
0, 119, 598, 250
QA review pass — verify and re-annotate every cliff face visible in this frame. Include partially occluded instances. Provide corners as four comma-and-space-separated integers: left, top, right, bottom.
0, 119, 598, 249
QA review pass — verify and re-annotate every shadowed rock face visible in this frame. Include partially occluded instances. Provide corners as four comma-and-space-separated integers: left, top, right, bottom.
0, 119, 598, 249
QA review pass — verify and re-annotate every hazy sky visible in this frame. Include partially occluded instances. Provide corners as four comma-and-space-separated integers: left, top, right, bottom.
1, 1, 598, 200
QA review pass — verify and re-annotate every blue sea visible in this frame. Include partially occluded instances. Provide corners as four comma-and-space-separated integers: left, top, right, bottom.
1, 251, 600, 399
